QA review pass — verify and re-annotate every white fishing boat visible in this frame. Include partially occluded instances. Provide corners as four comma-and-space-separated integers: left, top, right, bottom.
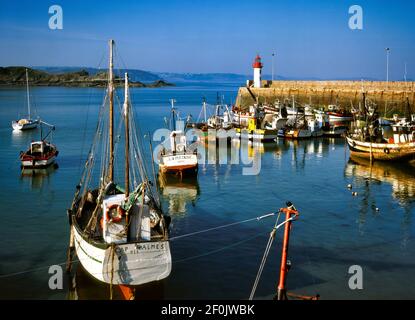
12, 68, 39, 130
67, 40, 171, 287
159, 100, 198, 176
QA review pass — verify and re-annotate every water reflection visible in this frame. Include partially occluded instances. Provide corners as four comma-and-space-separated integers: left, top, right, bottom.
20, 163, 59, 189
67, 263, 165, 300
344, 157, 415, 246
11, 127, 39, 147
158, 174, 200, 215
345, 157, 415, 206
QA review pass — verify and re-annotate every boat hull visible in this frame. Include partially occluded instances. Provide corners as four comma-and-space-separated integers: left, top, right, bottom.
159, 154, 198, 175
279, 129, 312, 139
346, 136, 415, 161
12, 120, 39, 131
20, 154, 57, 168
72, 225, 172, 286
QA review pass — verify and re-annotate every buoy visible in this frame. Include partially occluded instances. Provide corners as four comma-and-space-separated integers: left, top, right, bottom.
376, 207, 380, 212
352, 192, 358, 197
347, 184, 353, 189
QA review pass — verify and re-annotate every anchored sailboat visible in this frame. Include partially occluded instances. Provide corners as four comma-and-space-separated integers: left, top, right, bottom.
12, 68, 39, 130
66, 40, 171, 287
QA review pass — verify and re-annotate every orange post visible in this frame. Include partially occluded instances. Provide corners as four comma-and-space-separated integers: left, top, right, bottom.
118, 285, 135, 300
276, 203, 299, 300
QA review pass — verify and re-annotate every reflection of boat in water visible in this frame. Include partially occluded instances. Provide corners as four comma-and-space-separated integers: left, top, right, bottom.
20, 163, 58, 188
158, 174, 199, 215
21, 163, 58, 177
67, 262, 165, 300
345, 157, 415, 204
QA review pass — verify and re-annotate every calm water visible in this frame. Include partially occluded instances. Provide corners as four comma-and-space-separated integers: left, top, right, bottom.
0, 84, 414, 300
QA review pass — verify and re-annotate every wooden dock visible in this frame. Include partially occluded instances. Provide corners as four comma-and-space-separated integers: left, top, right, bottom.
236, 80, 415, 115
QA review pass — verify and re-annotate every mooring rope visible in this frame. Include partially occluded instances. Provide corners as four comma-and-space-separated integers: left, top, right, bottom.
0, 212, 277, 279
249, 214, 297, 301
169, 212, 276, 241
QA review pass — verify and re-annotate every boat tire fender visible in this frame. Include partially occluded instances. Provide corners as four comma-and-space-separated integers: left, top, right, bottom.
384, 148, 390, 154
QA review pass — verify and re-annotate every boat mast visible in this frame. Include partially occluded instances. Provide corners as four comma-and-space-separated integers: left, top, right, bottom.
108, 39, 115, 182
170, 99, 176, 131
26, 68, 31, 119
124, 73, 130, 197
203, 98, 207, 123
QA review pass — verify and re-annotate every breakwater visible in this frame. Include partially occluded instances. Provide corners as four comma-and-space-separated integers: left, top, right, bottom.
236, 80, 415, 115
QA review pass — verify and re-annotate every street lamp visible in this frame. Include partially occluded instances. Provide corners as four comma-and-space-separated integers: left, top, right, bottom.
385, 48, 390, 83
272, 52, 276, 81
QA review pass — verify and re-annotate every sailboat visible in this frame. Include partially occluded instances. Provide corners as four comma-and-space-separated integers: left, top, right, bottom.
159, 99, 198, 176
12, 68, 39, 130
66, 40, 171, 287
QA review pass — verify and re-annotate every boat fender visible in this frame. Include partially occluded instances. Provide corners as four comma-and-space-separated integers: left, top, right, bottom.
352, 141, 356, 148
105, 204, 125, 223
383, 148, 390, 154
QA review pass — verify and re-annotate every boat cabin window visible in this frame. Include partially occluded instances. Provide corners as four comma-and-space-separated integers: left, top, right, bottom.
31, 142, 44, 154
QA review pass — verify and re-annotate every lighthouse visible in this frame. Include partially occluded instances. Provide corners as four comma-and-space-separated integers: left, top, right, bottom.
252, 54, 263, 88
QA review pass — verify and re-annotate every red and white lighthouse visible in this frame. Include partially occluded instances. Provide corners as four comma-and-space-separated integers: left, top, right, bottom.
252, 54, 263, 88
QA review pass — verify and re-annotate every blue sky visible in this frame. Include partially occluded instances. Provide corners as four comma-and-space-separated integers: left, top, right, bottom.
0, 0, 414, 79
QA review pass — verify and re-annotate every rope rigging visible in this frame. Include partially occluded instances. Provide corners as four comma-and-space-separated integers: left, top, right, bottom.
0, 210, 278, 279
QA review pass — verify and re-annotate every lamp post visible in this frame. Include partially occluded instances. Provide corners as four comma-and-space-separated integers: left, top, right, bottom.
272, 52, 276, 81
385, 48, 390, 83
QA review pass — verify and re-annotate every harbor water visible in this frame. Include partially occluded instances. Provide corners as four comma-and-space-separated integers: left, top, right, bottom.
0, 83, 414, 299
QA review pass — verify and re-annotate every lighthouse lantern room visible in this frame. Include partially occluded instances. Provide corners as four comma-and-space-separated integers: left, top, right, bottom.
252, 54, 263, 88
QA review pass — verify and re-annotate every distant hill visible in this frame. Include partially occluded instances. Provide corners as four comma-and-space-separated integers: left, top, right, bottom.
37, 66, 162, 83
156, 72, 326, 83
0, 67, 174, 88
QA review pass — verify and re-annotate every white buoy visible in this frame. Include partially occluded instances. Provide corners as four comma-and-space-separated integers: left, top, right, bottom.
347, 184, 353, 189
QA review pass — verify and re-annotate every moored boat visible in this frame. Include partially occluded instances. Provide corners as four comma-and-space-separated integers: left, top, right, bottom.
159, 100, 198, 176
20, 140, 58, 168
66, 40, 171, 287
12, 68, 39, 131
346, 94, 415, 161
326, 104, 353, 122
19, 121, 58, 168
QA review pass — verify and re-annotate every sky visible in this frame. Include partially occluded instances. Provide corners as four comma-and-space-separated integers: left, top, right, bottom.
0, 0, 414, 80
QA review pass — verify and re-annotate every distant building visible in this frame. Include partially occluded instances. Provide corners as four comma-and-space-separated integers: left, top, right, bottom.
252, 55, 263, 88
